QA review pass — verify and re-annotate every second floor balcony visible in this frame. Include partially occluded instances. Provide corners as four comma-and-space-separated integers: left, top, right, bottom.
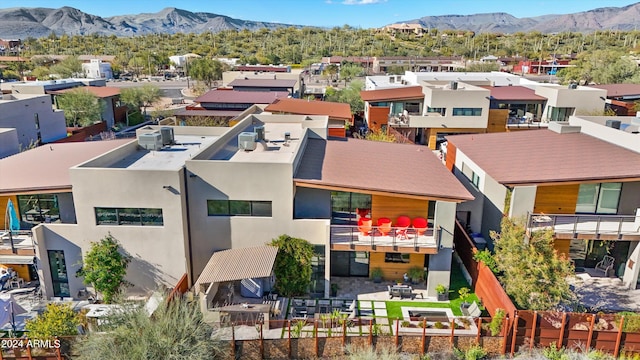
330, 224, 438, 254
0, 231, 36, 256
526, 212, 640, 241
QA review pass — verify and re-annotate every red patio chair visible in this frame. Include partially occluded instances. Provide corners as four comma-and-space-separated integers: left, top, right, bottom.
412, 217, 428, 236
377, 217, 392, 236
358, 218, 372, 236
356, 208, 370, 219
395, 216, 411, 239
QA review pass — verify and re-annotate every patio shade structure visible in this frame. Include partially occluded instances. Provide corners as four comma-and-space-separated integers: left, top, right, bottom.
194, 246, 278, 289
4, 199, 20, 253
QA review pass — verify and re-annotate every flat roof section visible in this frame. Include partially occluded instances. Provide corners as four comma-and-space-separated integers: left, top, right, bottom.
265, 98, 352, 122
448, 130, 640, 185
228, 78, 297, 88
360, 86, 424, 102
0, 139, 131, 195
210, 122, 305, 164
107, 135, 219, 170
588, 84, 640, 99
484, 86, 547, 102
295, 138, 474, 201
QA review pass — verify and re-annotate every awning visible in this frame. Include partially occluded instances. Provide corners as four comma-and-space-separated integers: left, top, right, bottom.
195, 246, 278, 288
0, 255, 35, 265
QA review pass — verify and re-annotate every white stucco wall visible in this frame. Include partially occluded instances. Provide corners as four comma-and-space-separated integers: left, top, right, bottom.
420, 82, 490, 129
535, 85, 606, 120
509, 186, 537, 218
0, 94, 67, 147
0, 128, 19, 158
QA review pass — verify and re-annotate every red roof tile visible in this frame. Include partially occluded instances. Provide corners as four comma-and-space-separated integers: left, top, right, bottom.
588, 84, 640, 99
265, 98, 352, 122
485, 86, 547, 101
448, 130, 640, 185
295, 138, 473, 201
360, 86, 424, 102
0, 139, 132, 195
194, 89, 288, 104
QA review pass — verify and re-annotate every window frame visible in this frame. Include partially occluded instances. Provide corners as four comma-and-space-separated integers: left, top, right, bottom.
95, 207, 164, 226
206, 200, 273, 217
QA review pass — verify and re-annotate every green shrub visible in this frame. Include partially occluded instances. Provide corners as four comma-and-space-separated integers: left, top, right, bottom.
464, 345, 488, 360
401, 320, 411, 328
370, 267, 383, 279
489, 308, 506, 336
407, 266, 424, 281
473, 249, 498, 273
542, 343, 568, 360
435, 284, 447, 294
617, 312, 640, 333
434, 321, 445, 329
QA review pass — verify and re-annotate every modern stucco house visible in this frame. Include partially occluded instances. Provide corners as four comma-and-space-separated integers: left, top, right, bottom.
30, 113, 472, 300
446, 118, 640, 289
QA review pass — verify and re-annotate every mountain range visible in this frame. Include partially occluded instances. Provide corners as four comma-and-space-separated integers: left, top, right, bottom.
401, 2, 640, 34
1, 3, 640, 39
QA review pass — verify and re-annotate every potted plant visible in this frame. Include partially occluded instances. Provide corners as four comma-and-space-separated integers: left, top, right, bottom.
435, 284, 448, 301
370, 267, 383, 283
459, 287, 471, 306
407, 266, 424, 284
330, 283, 339, 297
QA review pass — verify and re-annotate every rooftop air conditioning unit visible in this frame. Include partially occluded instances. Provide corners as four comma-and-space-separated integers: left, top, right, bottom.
138, 132, 163, 151
605, 119, 621, 130
160, 127, 175, 145
238, 132, 257, 151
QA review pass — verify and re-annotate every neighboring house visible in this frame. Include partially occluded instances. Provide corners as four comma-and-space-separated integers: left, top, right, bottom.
588, 84, 640, 116
0, 140, 132, 289
513, 59, 572, 75
0, 93, 67, 148
81, 59, 113, 80
361, 81, 491, 148
0, 128, 19, 158
31, 112, 472, 300
174, 88, 288, 124
485, 85, 548, 128
235, 65, 291, 73
264, 98, 352, 137
446, 120, 640, 289
372, 57, 465, 74
225, 77, 300, 96
382, 23, 426, 36
49, 86, 124, 128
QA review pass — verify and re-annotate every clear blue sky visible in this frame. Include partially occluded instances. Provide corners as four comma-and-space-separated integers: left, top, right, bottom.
3, 0, 638, 28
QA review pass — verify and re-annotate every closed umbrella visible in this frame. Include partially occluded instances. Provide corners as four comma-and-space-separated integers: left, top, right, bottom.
5, 199, 20, 253
0, 294, 27, 335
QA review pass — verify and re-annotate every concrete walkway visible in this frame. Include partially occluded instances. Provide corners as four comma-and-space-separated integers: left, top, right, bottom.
568, 271, 640, 312
331, 277, 438, 302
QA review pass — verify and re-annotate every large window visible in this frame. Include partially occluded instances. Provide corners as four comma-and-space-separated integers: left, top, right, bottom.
48, 250, 70, 297
330, 192, 372, 225
17, 194, 60, 225
207, 200, 272, 217
461, 162, 480, 188
546, 106, 575, 122
427, 107, 446, 116
575, 183, 622, 214
452, 108, 482, 116
95, 208, 164, 226
385, 253, 410, 263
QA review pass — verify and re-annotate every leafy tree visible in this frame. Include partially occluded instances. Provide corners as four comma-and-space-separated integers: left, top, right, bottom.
77, 234, 131, 304
188, 58, 227, 88
25, 303, 81, 339
269, 234, 314, 297
50, 56, 83, 78
324, 80, 364, 114
491, 217, 574, 311
74, 296, 224, 359
463, 62, 500, 72
120, 84, 161, 116
323, 64, 339, 82
56, 88, 105, 127
31, 66, 52, 80
339, 63, 362, 86
558, 50, 640, 85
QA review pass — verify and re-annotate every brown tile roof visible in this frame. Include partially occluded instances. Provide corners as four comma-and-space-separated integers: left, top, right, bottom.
485, 86, 547, 101
588, 84, 640, 99
228, 78, 297, 88
0, 139, 131, 195
265, 98, 352, 122
360, 86, 424, 102
447, 130, 640, 185
49, 86, 120, 98
195, 246, 278, 287
294, 138, 473, 201
194, 89, 287, 104
173, 108, 243, 118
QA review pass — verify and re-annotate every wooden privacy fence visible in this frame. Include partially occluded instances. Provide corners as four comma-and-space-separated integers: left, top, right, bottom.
453, 220, 517, 321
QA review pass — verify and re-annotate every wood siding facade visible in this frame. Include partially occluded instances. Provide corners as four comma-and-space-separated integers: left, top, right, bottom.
533, 184, 580, 214
371, 194, 429, 224
369, 252, 425, 280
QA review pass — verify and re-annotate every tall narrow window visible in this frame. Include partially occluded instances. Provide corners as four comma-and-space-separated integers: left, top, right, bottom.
48, 250, 70, 297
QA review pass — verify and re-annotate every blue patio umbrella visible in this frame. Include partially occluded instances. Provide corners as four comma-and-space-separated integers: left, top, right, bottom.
6, 199, 20, 232
5, 199, 20, 253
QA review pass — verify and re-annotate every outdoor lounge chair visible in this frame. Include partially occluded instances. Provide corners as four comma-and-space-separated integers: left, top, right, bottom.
412, 217, 428, 236
377, 218, 392, 236
395, 216, 411, 239
595, 255, 615, 276
358, 218, 372, 236
461, 301, 482, 317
